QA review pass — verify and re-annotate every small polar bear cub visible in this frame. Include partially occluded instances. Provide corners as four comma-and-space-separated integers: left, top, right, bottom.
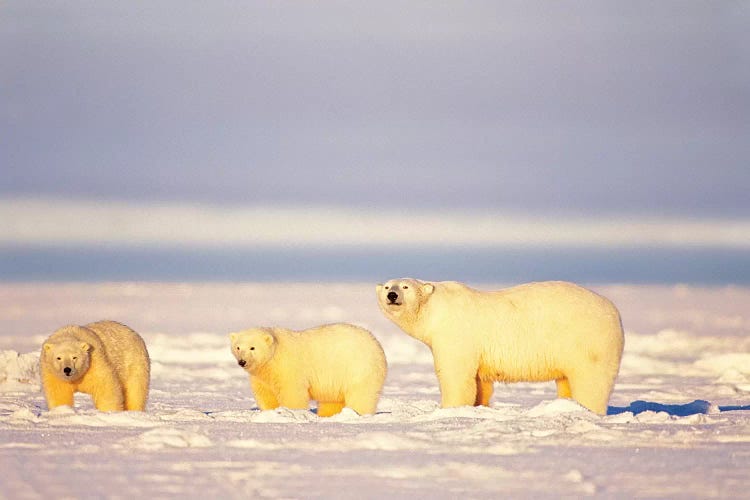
377, 278, 624, 415
40, 320, 151, 412
230, 324, 387, 417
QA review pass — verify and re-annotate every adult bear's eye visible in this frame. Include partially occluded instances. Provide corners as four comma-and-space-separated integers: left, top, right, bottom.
384, 286, 389, 290
73, 357, 77, 360
403, 286, 409, 289
57, 357, 61, 360
236, 346, 240, 350
250, 347, 255, 351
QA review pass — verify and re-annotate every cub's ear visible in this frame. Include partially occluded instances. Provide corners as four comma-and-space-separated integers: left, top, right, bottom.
43, 343, 54, 352
262, 332, 275, 346
229, 332, 238, 342
79, 342, 91, 352
376, 283, 383, 292
421, 283, 435, 296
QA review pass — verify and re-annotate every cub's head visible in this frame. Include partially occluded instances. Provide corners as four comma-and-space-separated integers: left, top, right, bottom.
376, 278, 434, 323
229, 328, 277, 373
42, 340, 91, 382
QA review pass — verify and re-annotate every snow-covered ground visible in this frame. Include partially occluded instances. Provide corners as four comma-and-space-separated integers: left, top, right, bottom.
1, 282, 749, 498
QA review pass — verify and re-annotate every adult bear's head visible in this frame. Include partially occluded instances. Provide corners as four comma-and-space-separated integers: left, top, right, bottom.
376, 278, 435, 325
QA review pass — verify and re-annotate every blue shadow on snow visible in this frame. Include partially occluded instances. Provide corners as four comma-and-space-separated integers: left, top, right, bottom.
608, 400, 750, 416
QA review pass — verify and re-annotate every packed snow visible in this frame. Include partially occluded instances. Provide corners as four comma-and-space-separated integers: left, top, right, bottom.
1, 282, 749, 498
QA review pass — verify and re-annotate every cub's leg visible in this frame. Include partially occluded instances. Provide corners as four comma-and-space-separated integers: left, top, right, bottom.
556, 377, 572, 399
317, 402, 345, 417
276, 385, 310, 411
42, 375, 75, 409
90, 388, 125, 411
250, 377, 280, 410
80, 371, 125, 411
90, 381, 125, 412
474, 375, 494, 406
124, 376, 150, 411
343, 373, 385, 415
344, 389, 381, 416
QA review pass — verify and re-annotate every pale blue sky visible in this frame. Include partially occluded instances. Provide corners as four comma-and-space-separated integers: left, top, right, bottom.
2, 1, 749, 217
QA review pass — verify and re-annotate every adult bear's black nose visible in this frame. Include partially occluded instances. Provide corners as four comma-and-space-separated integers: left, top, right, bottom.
238, 359, 246, 367
387, 291, 398, 303
63, 367, 72, 376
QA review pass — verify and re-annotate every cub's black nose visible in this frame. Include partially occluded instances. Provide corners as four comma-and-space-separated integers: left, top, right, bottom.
387, 291, 398, 303
238, 359, 246, 367
63, 367, 72, 376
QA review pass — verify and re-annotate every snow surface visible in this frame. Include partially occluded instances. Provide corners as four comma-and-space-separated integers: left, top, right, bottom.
1, 283, 749, 498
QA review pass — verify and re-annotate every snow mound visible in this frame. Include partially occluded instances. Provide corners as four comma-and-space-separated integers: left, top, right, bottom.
695, 353, 750, 376
249, 407, 320, 423
123, 427, 212, 450
8, 408, 41, 424
715, 368, 749, 384
151, 362, 235, 382
160, 409, 214, 422
387, 402, 519, 423
378, 336, 434, 365
226, 439, 289, 450
338, 432, 430, 451
45, 406, 161, 427
527, 398, 588, 417
324, 407, 362, 422
0, 351, 40, 391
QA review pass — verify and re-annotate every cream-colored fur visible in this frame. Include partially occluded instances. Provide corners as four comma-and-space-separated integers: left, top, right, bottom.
230, 324, 387, 417
377, 279, 624, 415
40, 321, 151, 412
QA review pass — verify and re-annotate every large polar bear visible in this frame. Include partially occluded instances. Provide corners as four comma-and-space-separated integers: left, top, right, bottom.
230, 324, 387, 417
376, 279, 624, 415
40, 320, 151, 411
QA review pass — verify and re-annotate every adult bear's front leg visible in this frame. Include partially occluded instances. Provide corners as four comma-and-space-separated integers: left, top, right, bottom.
432, 344, 479, 407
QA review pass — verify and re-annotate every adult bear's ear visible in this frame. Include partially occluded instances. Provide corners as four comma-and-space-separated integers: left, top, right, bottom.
421, 283, 434, 296
79, 342, 91, 352
43, 343, 54, 352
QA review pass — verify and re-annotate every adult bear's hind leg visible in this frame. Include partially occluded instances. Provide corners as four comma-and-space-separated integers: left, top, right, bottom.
568, 371, 614, 415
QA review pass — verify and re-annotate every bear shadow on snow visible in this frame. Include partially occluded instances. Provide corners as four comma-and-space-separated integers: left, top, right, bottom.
608, 399, 750, 416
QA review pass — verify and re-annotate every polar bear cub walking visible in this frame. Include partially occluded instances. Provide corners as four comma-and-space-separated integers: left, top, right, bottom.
40, 320, 151, 411
377, 279, 624, 415
230, 324, 387, 417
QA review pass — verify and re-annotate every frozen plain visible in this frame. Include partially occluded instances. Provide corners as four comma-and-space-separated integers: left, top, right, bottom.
1, 282, 749, 498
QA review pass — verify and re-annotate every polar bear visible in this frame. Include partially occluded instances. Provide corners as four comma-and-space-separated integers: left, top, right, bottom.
40, 320, 151, 412
229, 324, 387, 417
376, 279, 624, 415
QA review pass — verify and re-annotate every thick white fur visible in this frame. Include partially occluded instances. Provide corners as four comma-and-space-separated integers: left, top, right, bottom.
230, 324, 387, 417
40, 321, 151, 411
376, 279, 624, 415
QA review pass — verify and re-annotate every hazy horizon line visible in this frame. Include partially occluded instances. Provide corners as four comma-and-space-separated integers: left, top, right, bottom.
2, 196, 749, 249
